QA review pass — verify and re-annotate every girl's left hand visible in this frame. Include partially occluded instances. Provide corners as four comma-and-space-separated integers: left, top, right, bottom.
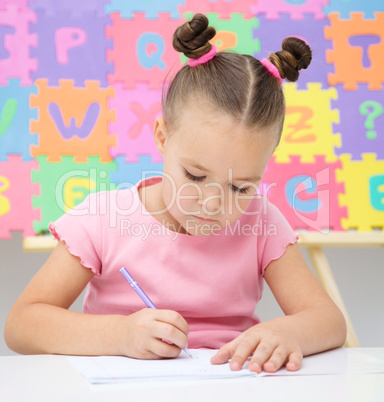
210, 323, 303, 373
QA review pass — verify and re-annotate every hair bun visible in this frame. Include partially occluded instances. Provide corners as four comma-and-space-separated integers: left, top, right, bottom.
173, 13, 216, 59
269, 37, 312, 82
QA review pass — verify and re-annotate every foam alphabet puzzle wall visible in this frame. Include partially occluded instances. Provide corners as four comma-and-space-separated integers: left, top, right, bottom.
0, 0, 383, 239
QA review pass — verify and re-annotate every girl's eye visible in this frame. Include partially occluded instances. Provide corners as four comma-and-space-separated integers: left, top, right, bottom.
184, 169, 205, 182
231, 185, 250, 194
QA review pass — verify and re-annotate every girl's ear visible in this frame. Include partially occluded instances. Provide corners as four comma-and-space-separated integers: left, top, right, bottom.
153, 116, 167, 156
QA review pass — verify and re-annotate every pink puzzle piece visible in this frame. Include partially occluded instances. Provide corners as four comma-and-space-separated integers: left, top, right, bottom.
0, 155, 40, 239
109, 82, 163, 163
0, 5, 37, 85
262, 155, 347, 232
251, 0, 328, 20
106, 12, 183, 89
0, 0, 29, 9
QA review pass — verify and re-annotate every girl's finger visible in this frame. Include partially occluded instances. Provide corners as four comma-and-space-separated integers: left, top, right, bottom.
228, 337, 261, 371
210, 340, 238, 365
248, 340, 276, 373
285, 351, 303, 371
146, 338, 181, 358
152, 321, 188, 351
261, 346, 289, 373
154, 309, 189, 336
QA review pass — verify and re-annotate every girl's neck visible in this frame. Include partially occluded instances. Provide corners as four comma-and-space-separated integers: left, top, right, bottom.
137, 179, 189, 235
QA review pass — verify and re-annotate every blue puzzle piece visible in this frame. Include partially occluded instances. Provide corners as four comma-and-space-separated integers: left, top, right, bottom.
324, 0, 384, 19
0, 79, 38, 161
105, 0, 185, 19
110, 155, 163, 189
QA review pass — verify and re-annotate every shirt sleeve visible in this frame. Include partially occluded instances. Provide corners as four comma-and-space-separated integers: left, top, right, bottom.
48, 193, 102, 276
258, 198, 299, 276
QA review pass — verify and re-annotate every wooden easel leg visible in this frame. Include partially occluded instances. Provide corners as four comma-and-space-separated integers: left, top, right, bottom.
306, 246, 360, 348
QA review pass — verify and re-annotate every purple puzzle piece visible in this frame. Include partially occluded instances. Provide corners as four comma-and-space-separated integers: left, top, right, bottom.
333, 84, 384, 160
31, 9, 113, 87
256, 13, 331, 89
30, 0, 110, 18
0, 25, 14, 58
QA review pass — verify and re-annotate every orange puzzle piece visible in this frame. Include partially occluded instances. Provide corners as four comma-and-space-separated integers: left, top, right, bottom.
325, 12, 384, 90
30, 79, 116, 162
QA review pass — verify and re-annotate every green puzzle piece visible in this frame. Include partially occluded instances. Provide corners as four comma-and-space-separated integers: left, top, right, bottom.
181, 12, 260, 63
32, 156, 117, 234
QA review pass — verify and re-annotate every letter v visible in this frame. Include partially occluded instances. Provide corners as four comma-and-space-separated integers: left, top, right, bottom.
0, 98, 17, 137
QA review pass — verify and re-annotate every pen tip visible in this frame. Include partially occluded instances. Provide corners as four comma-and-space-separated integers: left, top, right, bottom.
184, 348, 193, 358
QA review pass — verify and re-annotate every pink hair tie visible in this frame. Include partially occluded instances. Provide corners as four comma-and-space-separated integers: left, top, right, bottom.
188, 45, 217, 67
260, 58, 282, 84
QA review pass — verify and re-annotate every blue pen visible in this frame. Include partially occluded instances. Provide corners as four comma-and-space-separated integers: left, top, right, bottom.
120, 267, 192, 358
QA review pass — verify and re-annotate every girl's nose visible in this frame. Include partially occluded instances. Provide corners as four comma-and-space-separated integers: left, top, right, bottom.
198, 189, 222, 215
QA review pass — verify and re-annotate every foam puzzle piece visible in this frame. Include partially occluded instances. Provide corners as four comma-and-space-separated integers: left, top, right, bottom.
256, 14, 331, 88
334, 84, 384, 160
110, 155, 163, 190
325, 12, 384, 90
106, 12, 183, 89
337, 153, 384, 231
31, 9, 113, 87
30, 79, 116, 162
105, 0, 185, 19
30, 0, 110, 18
182, 12, 260, 56
109, 83, 163, 163
180, 0, 254, 20
275, 83, 340, 163
32, 155, 116, 234
251, 0, 328, 20
324, 0, 384, 20
262, 155, 347, 232
0, 79, 38, 161
0, 4, 37, 85
0, 0, 29, 10
0, 154, 40, 239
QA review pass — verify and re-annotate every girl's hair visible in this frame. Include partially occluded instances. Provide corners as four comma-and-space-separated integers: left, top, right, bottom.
163, 13, 312, 146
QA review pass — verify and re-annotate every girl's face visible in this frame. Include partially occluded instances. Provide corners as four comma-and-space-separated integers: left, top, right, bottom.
154, 106, 276, 236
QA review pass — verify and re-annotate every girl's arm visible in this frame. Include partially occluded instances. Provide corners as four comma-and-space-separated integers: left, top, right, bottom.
4, 241, 189, 358
211, 241, 347, 372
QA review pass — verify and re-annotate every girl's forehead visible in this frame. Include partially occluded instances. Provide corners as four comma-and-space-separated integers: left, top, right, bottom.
174, 115, 274, 150
172, 123, 275, 177
178, 103, 236, 129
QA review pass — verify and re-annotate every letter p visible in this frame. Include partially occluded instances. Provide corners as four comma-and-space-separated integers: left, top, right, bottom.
55, 27, 87, 64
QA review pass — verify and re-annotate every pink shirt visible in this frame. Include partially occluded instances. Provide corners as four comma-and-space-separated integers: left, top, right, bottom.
49, 176, 298, 349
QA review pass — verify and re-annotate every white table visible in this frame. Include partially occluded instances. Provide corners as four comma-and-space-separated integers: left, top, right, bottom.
1, 348, 384, 402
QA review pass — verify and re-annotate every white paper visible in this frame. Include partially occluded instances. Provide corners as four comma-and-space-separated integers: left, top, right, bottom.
68, 350, 254, 384
68, 348, 384, 385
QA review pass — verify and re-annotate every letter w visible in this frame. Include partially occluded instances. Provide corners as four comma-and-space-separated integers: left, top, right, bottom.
49, 102, 100, 139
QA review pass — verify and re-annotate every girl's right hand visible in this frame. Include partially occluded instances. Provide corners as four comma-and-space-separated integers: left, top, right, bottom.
117, 308, 190, 359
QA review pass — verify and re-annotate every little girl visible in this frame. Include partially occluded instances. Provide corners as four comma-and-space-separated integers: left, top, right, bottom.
5, 14, 346, 373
